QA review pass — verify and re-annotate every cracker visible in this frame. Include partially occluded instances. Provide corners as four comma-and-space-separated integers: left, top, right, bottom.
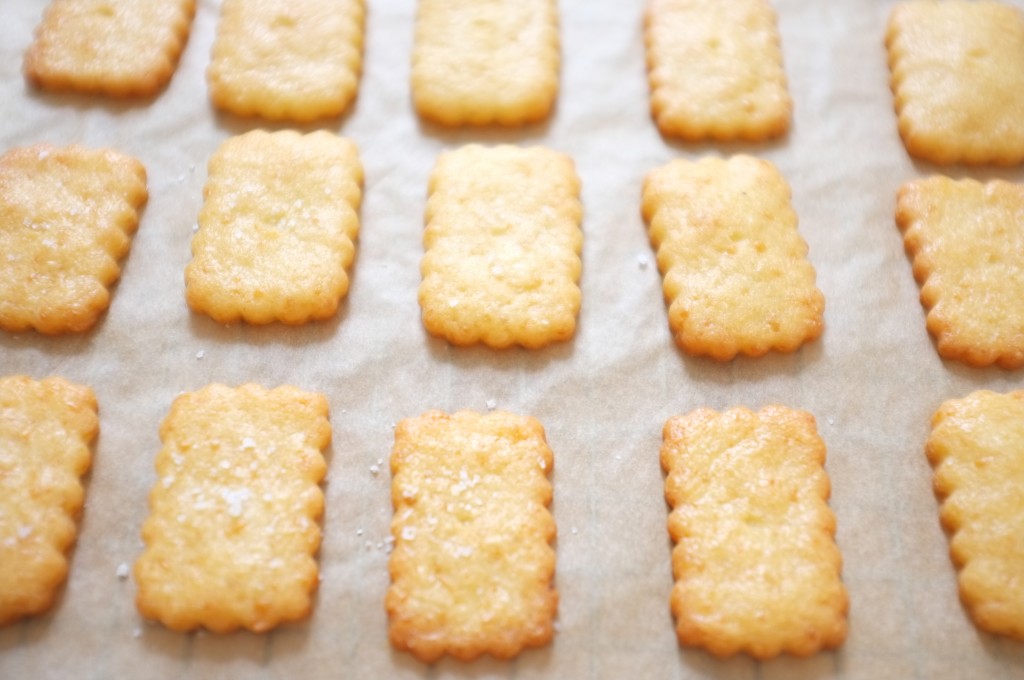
661, 406, 848, 658
24, 0, 196, 98
642, 155, 823, 360
185, 130, 363, 325
886, 0, 1024, 165
0, 376, 97, 627
0, 144, 148, 335
926, 390, 1024, 640
134, 383, 330, 633
419, 145, 582, 349
207, 0, 365, 122
896, 176, 1024, 369
644, 0, 791, 141
387, 410, 557, 662
411, 0, 559, 126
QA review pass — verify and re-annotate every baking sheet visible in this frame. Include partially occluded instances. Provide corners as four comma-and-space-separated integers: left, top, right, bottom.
3, 0, 1024, 678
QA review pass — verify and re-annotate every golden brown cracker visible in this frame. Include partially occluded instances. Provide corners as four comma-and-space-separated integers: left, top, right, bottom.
661, 406, 848, 658
0, 144, 148, 335
411, 0, 560, 126
185, 130, 363, 325
419, 144, 582, 349
896, 176, 1024, 368
645, 0, 791, 141
927, 390, 1024, 640
387, 410, 557, 662
0, 376, 97, 626
886, 0, 1024, 165
24, 0, 196, 98
642, 155, 823, 360
134, 383, 330, 633
208, 0, 365, 121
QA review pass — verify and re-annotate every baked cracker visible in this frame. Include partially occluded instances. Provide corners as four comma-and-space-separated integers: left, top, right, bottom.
24, 0, 196, 98
411, 0, 560, 126
387, 410, 557, 662
661, 406, 848, 658
927, 390, 1024, 640
886, 0, 1024, 165
642, 155, 823, 360
645, 0, 791, 141
185, 130, 363, 325
419, 144, 583, 349
0, 376, 97, 626
134, 383, 330, 633
0, 144, 148, 335
896, 176, 1024, 368
208, 0, 365, 121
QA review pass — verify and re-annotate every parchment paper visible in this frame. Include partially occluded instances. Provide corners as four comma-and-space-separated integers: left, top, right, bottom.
3, 1, 1024, 678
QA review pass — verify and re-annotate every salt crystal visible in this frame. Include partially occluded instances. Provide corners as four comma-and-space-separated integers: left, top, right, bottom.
221, 487, 251, 517
116, 563, 130, 580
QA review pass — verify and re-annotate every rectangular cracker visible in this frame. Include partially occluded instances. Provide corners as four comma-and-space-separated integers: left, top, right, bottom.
0, 144, 148, 335
896, 176, 1024, 368
886, 0, 1024, 165
641, 155, 823, 360
926, 390, 1024, 640
645, 0, 791, 141
185, 130, 362, 325
24, 0, 195, 98
419, 144, 582, 349
387, 410, 557, 662
207, 0, 365, 122
661, 406, 848, 658
134, 383, 330, 633
0, 376, 97, 627
411, 0, 559, 126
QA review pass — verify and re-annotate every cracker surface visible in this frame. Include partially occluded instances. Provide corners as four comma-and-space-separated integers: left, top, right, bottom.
185, 130, 362, 325
0, 144, 148, 335
387, 410, 557, 662
645, 0, 791, 141
927, 390, 1024, 640
208, 0, 365, 121
419, 145, 582, 349
24, 0, 195, 98
642, 155, 823, 360
661, 406, 848, 658
411, 0, 559, 126
0, 376, 97, 627
896, 176, 1024, 369
886, 0, 1024, 165
134, 383, 330, 633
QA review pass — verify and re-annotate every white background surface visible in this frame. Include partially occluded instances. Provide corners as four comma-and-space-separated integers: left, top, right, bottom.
2, 0, 1024, 678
